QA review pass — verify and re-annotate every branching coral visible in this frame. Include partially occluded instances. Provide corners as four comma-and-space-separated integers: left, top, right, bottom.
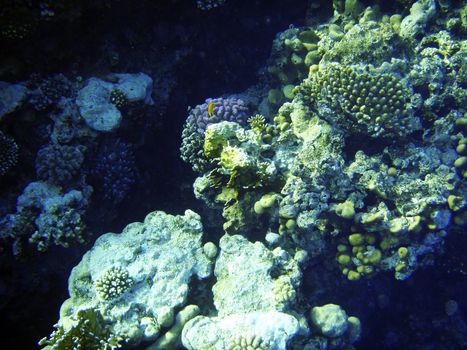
94, 266, 133, 301
39, 308, 124, 350
27, 74, 73, 111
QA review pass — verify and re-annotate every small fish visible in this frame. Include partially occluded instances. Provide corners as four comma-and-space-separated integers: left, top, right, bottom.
207, 101, 215, 117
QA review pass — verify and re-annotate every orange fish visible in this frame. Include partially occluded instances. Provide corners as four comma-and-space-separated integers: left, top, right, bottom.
207, 101, 215, 117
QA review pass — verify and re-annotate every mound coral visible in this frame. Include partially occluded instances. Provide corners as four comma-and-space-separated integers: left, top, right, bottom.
304, 62, 420, 138
35, 143, 85, 186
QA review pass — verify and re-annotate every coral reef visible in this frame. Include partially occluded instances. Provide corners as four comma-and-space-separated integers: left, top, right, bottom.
0, 81, 28, 120
76, 73, 153, 132
43, 210, 212, 347
94, 266, 133, 301
180, 97, 249, 172
303, 62, 420, 138
16, 0, 466, 349
399, 0, 437, 39
90, 138, 138, 203
182, 312, 300, 350
35, 143, 86, 186
310, 304, 360, 343
39, 307, 124, 350
0, 130, 18, 176
228, 335, 273, 350
212, 234, 302, 314
196, 0, 227, 11
27, 74, 73, 111
0, 181, 90, 253
184, 0, 467, 285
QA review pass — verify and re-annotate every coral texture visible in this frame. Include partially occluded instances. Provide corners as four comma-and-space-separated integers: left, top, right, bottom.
0, 130, 18, 176
180, 97, 249, 172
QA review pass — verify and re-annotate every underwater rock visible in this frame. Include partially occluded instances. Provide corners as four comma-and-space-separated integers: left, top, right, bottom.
213, 234, 302, 315
112, 72, 154, 105
0, 81, 27, 120
310, 304, 361, 347
400, 0, 437, 39
147, 304, 200, 350
75, 73, 153, 132
75, 78, 120, 131
179, 234, 306, 350
182, 311, 300, 350
44, 210, 212, 347
310, 304, 349, 338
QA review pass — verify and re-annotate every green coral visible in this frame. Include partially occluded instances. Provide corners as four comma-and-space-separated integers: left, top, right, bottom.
222, 193, 258, 234
248, 115, 277, 144
94, 266, 133, 301
39, 308, 123, 350
193, 121, 288, 235
203, 122, 238, 159
204, 122, 279, 190
266, 26, 322, 112
248, 114, 267, 132
227, 335, 272, 350
306, 62, 417, 138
